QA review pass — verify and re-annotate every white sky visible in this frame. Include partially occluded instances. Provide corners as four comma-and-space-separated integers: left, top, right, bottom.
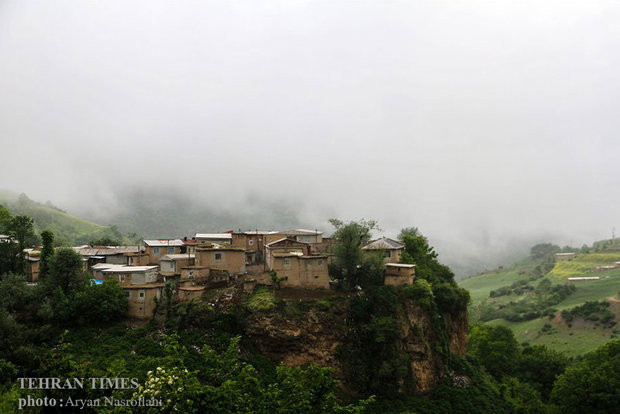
1, 1, 619, 273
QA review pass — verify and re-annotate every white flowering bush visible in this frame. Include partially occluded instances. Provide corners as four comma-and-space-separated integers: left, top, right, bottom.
134, 366, 200, 413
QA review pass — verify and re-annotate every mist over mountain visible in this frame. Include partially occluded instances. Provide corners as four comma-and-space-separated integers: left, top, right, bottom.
2, 1, 619, 277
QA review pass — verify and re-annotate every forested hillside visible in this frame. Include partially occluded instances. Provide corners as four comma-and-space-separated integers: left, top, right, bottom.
0, 190, 135, 246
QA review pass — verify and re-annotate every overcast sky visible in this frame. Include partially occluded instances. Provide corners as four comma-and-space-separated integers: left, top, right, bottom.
1, 1, 619, 273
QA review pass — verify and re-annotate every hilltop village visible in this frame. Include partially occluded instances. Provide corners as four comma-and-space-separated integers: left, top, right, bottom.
21, 229, 416, 318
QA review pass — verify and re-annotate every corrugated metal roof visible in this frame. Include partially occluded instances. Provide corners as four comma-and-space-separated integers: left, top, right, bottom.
144, 239, 184, 247
280, 229, 323, 236
74, 246, 142, 256
161, 254, 195, 261
386, 263, 415, 268
362, 237, 405, 250
195, 233, 233, 240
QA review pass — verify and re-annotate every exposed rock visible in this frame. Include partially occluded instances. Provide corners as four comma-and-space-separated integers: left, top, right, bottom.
245, 296, 467, 394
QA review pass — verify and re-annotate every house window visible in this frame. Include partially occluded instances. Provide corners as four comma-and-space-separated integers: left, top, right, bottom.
153, 247, 160, 255
119, 274, 126, 282
126, 291, 131, 299
168, 247, 175, 254
317, 260, 323, 266
385, 251, 391, 258
284, 258, 291, 267
139, 290, 145, 299
249, 240, 254, 246
215, 253, 222, 261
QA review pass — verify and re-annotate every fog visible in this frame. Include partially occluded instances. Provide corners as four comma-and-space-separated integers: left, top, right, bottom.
1, 1, 619, 276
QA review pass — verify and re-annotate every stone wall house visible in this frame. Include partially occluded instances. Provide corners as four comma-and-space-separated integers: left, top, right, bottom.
143, 239, 184, 265
385, 263, 416, 286
362, 237, 405, 264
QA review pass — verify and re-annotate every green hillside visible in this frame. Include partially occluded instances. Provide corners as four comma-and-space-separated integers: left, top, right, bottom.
0, 190, 135, 246
460, 244, 620, 356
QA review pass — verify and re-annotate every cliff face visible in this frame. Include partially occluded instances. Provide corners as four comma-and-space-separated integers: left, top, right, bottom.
245, 296, 468, 394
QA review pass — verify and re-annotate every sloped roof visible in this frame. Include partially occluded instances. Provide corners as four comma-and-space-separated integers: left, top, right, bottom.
279, 229, 323, 236
92, 264, 158, 273
362, 237, 404, 250
161, 254, 195, 261
266, 237, 309, 247
195, 233, 232, 240
144, 239, 184, 247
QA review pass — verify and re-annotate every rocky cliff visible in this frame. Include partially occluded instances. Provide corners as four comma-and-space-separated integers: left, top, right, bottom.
245, 293, 468, 394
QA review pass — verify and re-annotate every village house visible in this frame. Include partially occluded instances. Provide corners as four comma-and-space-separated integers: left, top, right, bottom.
265, 238, 311, 269
195, 244, 246, 275
160, 253, 195, 282
24, 248, 41, 282
385, 263, 416, 287
269, 252, 330, 289
90, 263, 162, 319
230, 230, 279, 264
362, 237, 405, 264
143, 239, 184, 265
182, 237, 198, 255
73, 245, 143, 268
265, 238, 330, 289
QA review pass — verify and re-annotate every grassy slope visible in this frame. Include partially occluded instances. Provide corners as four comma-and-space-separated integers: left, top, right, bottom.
460, 251, 620, 356
0, 189, 131, 245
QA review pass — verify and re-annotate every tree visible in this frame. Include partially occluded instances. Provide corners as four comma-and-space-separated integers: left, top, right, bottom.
329, 218, 379, 288
69, 280, 128, 325
0, 206, 11, 233
529, 243, 560, 261
551, 339, 620, 414
6, 216, 34, 275
39, 230, 54, 280
514, 345, 568, 400
47, 248, 87, 296
468, 325, 520, 379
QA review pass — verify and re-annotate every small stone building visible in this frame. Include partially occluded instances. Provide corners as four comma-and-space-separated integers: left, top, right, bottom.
385, 263, 416, 287
362, 237, 405, 264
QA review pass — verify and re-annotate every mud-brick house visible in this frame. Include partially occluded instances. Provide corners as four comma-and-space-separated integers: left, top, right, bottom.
24, 248, 41, 282
385, 263, 415, 287
143, 239, 184, 265
231, 230, 279, 264
160, 253, 195, 281
265, 238, 311, 269
90, 263, 162, 319
362, 237, 405, 264
277, 229, 325, 253
195, 244, 246, 275
74, 245, 143, 268
269, 253, 330, 289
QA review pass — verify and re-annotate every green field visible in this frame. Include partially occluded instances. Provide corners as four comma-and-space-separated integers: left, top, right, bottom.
460, 250, 620, 356
459, 261, 534, 303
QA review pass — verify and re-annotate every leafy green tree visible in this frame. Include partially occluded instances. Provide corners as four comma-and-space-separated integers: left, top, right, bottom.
529, 243, 560, 261
329, 219, 379, 288
551, 339, 620, 414
468, 325, 520, 379
398, 227, 469, 315
0, 206, 11, 233
7, 216, 34, 274
46, 248, 87, 296
0, 274, 33, 313
514, 345, 568, 400
39, 230, 54, 280
69, 280, 128, 325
